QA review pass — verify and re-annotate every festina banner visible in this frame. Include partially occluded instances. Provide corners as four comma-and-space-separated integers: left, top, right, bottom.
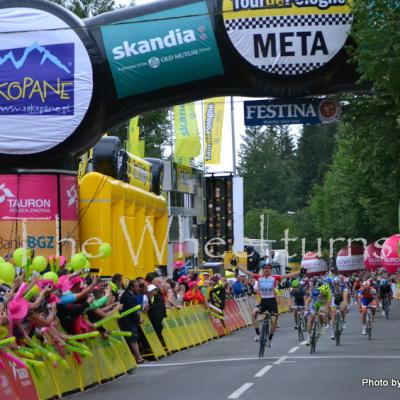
174, 102, 201, 166
203, 97, 225, 165
244, 97, 340, 126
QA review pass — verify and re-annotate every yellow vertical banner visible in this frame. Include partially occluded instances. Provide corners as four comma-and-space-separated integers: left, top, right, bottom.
174, 103, 200, 166
203, 97, 225, 165
128, 117, 144, 158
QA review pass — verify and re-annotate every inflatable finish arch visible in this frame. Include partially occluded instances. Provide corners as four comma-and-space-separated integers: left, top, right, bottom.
0, 0, 358, 168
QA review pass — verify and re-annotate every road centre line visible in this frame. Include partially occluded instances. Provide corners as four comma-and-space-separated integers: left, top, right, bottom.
254, 365, 272, 378
228, 383, 254, 399
288, 346, 299, 353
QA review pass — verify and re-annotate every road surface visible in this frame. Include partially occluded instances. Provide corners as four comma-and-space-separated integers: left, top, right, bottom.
71, 301, 400, 400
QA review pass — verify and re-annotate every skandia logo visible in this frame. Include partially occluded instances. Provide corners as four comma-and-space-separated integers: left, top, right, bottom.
0, 183, 15, 204
112, 28, 199, 61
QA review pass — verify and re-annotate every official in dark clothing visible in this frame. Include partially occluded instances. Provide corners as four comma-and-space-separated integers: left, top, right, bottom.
147, 282, 167, 342
118, 280, 144, 364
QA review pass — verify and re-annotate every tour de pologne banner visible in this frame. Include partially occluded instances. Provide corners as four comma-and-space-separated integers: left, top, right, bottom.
203, 97, 225, 165
0, 174, 79, 259
174, 102, 201, 166
244, 97, 340, 126
100, 1, 224, 98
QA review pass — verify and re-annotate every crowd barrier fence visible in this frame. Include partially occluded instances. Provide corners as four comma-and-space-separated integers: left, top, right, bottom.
1, 295, 290, 399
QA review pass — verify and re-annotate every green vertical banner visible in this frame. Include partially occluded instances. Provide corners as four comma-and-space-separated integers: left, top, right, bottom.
174, 102, 200, 166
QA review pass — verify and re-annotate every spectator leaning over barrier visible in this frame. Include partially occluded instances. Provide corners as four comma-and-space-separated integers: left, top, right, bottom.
147, 279, 167, 343
209, 274, 226, 313
111, 273, 124, 301
183, 281, 205, 305
232, 273, 247, 298
118, 280, 145, 364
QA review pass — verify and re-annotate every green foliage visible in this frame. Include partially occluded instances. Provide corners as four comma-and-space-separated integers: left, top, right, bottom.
238, 125, 298, 214
352, 0, 400, 104
50, 0, 115, 17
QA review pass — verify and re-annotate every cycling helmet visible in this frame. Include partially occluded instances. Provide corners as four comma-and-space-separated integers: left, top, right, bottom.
299, 280, 305, 287
291, 279, 300, 288
320, 284, 330, 296
381, 279, 387, 285
333, 277, 340, 285
363, 281, 370, 287
311, 287, 320, 297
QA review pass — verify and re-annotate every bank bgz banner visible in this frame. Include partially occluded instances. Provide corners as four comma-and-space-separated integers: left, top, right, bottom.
203, 97, 225, 165
101, 1, 224, 98
223, 0, 352, 75
174, 103, 200, 166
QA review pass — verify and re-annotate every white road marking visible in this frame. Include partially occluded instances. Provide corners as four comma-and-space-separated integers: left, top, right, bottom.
228, 383, 254, 399
290, 355, 400, 360
254, 365, 272, 378
139, 357, 278, 367
288, 346, 299, 354
301, 340, 308, 345
273, 356, 287, 365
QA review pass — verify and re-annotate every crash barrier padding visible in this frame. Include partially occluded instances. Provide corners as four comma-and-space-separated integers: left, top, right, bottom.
79, 172, 168, 279
22, 296, 289, 399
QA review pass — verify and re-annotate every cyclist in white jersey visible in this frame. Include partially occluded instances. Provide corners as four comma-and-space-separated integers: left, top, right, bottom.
238, 263, 299, 342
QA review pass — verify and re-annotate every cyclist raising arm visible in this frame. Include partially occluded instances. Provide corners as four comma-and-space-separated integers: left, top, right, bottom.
237, 263, 299, 343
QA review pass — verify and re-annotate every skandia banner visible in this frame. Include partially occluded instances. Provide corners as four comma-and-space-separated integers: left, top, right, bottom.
0, 7, 93, 155
174, 102, 201, 166
101, 1, 224, 97
223, 0, 352, 76
244, 97, 340, 125
203, 97, 225, 165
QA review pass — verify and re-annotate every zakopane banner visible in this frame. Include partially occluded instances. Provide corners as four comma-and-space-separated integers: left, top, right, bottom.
203, 97, 225, 165
174, 103, 200, 166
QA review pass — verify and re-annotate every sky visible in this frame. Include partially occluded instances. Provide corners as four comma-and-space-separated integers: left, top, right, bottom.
113, 0, 301, 173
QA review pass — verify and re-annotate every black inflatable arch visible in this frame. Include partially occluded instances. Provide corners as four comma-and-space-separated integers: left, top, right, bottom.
0, 0, 361, 168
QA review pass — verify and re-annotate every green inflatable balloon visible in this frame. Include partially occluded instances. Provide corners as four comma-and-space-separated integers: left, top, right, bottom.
32, 256, 47, 272
0, 257, 4, 264
0, 262, 16, 286
71, 253, 86, 271
99, 242, 112, 259
43, 271, 59, 283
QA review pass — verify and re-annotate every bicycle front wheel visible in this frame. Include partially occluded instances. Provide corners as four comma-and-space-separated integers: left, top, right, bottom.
259, 321, 269, 358
367, 311, 372, 340
310, 320, 318, 354
335, 313, 341, 346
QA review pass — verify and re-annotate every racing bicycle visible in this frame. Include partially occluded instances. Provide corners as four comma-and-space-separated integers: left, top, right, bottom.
333, 308, 343, 346
258, 311, 272, 357
294, 306, 306, 342
366, 306, 374, 340
382, 295, 390, 319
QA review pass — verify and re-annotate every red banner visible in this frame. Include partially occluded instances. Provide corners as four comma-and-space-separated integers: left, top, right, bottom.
0, 353, 39, 400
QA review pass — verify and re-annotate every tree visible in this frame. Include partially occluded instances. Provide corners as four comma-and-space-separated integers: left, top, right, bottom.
295, 124, 337, 208
238, 125, 299, 214
50, 0, 115, 17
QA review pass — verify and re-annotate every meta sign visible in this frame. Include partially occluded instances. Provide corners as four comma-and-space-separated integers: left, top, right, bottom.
244, 97, 340, 125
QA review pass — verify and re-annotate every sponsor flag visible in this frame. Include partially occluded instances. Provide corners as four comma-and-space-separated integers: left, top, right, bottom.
127, 117, 144, 158
203, 97, 225, 165
174, 103, 200, 166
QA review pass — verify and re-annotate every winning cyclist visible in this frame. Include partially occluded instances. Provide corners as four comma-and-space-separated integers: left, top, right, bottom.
237, 262, 299, 343
305, 282, 331, 345
358, 281, 377, 335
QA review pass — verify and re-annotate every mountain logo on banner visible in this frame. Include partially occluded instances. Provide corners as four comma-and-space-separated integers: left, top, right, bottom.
0, 183, 15, 204
0, 41, 71, 73
66, 184, 78, 207
0, 42, 75, 116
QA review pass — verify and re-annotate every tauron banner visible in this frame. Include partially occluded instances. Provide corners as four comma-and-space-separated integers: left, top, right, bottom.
203, 97, 225, 165
223, 0, 352, 75
244, 97, 340, 125
101, 1, 224, 98
174, 102, 200, 166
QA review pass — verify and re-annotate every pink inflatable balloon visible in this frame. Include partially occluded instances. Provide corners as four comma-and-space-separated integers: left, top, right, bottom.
336, 245, 365, 274
363, 242, 382, 271
301, 251, 328, 276
381, 234, 400, 275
